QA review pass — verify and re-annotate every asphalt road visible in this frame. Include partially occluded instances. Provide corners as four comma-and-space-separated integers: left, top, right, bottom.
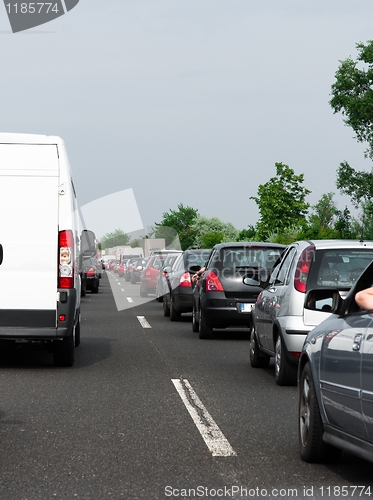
0, 272, 372, 500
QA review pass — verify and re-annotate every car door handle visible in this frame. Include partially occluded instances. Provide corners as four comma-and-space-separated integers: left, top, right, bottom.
352, 333, 363, 351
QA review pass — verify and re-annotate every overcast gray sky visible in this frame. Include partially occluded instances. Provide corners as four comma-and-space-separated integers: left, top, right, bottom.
1, 1, 372, 237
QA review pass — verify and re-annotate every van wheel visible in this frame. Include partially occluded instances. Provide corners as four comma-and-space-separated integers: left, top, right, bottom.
91, 283, 99, 294
199, 310, 213, 339
275, 335, 297, 386
299, 362, 341, 462
74, 312, 81, 347
54, 331, 74, 367
163, 295, 170, 317
250, 329, 270, 368
81, 281, 86, 297
170, 295, 181, 321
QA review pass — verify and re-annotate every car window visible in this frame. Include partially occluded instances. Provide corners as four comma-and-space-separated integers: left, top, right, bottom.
277, 246, 297, 285
309, 249, 373, 288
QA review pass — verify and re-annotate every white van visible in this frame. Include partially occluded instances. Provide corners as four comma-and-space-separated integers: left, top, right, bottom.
0, 133, 89, 366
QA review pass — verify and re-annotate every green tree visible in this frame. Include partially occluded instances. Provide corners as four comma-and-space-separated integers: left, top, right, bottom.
250, 163, 311, 240
330, 40, 373, 160
336, 161, 373, 208
154, 204, 199, 250
101, 229, 130, 249
191, 216, 238, 248
237, 225, 256, 241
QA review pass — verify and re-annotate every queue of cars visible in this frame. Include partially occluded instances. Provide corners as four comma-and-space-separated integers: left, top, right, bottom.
136, 239, 373, 467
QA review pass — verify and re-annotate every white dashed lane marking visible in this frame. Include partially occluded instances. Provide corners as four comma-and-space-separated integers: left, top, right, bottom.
137, 316, 151, 328
172, 378, 237, 457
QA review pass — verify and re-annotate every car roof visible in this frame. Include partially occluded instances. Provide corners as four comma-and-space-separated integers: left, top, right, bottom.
295, 239, 373, 250
211, 242, 286, 250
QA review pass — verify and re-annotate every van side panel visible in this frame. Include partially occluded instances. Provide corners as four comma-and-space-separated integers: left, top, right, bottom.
0, 144, 59, 313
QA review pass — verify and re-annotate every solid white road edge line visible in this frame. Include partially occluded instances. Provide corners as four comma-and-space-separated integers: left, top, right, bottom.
127, 297, 133, 302
137, 316, 151, 328
172, 378, 237, 457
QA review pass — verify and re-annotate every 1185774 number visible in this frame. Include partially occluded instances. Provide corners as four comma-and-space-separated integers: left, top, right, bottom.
5, 3, 59, 14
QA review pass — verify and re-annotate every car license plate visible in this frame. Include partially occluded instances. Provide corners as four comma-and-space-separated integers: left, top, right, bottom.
239, 303, 254, 313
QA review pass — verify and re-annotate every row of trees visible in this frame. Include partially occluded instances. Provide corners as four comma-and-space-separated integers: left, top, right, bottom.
154, 40, 373, 249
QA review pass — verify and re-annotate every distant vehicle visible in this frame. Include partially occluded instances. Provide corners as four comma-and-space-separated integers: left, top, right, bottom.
251, 239, 373, 386
163, 249, 211, 320
140, 250, 180, 297
130, 258, 148, 284
155, 251, 183, 302
298, 259, 373, 464
83, 257, 100, 294
192, 242, 285, 339
0, 133, 95, 366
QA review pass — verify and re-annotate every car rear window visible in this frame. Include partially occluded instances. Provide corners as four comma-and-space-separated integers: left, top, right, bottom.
308, 249, 373, 288
186, 251, 211, 269
214, 247, 283, 270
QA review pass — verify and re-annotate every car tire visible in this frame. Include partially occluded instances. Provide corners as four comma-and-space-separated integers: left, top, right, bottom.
170, 294, 181, 322
53, 330, 74, 367
163, 295, 170, 317
140, 285, 148, 298
299, 362, 341, 463
249, 328, 270, 368
192, 305, 199, 332
91, 282, 99, 294
275, 335, 298, 386
199, 309, 213, 339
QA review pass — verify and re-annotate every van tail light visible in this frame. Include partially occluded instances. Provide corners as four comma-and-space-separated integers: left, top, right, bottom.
294, 245, 315, 293
179, 272, 192, 288
58, 230, 74, 289
205, 271, 224, 292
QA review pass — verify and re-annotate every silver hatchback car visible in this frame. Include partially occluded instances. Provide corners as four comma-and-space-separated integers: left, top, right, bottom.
250, 240, 373, 386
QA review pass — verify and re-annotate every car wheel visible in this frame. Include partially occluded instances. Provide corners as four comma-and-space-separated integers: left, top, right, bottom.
275, 335, 298, 386
53, 330, 74, 367
299, 362, 341, 463
170, 294, 181, 321
192, 304, 199, 332
199, 309, 213, 339
140, 285, 148, 298
249, 328, 270, 368
91, 282, 99, 294
163, 295, 170, 317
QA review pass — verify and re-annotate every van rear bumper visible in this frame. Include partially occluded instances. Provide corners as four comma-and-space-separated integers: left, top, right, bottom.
0, 326, 70, 340
0, 289, 77, 340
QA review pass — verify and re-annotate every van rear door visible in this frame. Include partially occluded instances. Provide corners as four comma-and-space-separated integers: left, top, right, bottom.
0, 143, 59, 324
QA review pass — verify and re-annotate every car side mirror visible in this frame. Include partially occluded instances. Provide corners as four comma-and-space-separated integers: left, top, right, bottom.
304, 288, 342, 314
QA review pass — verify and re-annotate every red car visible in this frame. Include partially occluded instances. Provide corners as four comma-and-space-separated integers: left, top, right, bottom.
139, 251, 178, 297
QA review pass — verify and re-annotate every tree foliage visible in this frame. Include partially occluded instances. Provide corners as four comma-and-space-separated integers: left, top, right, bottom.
154, 204, 199, 250
336, 161, 373, 208
101, 229, 130, 249
330, 40, 373, 159
250, 163, 311, 240
191, 216, 238, 248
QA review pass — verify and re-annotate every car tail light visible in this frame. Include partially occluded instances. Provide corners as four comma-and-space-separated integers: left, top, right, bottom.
59, 229, 74, 289
205, 271, 224, 292
86, 267, 95, 277
179, 272, 192, 288
294, 245, 315, 293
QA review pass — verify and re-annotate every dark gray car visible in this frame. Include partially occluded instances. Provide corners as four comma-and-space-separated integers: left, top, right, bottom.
298, 259, 373, 464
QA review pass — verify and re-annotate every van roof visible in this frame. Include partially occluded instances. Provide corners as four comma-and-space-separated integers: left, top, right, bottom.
0, 133, 64, 145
